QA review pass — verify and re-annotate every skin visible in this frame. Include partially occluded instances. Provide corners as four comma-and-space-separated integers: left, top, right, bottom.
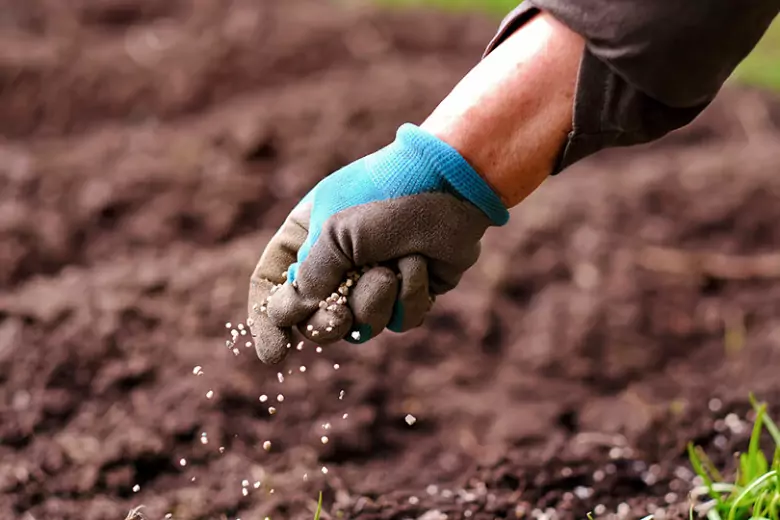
420, 11, 585, 207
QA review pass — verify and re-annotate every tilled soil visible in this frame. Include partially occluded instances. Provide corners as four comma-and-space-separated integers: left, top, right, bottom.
2, 1, 780, 519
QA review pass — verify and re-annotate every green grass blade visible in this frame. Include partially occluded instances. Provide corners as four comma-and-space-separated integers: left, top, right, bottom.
750, 394, 780, 446
727, 470, 778, 520
313, 491, 323, 520
689, 442, 726, 507
747, 405, 769, 481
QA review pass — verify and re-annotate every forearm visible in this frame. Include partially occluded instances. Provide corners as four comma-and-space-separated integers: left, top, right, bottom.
421, 12, 584, 208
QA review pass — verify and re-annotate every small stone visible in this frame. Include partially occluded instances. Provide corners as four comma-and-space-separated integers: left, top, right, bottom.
268, 407, 277, 415
321, 466, 329, 474
405, 414, 417, 426
206, 390, 214, 399
321, 436, 329, 444
333, 363, 340, 370
277, 394, 284, 402
133, 484, 140, 493
259, 394, 268, 402
242, 488, 249, 497
225, 322, 232, 329
300, 366, 307, 373
179, 458, 187, 467
351, 331, 361, 341
192, 366, 203, 375
263, 441, 272, 451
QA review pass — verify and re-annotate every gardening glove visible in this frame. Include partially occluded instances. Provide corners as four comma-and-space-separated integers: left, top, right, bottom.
248, 123, 509, 364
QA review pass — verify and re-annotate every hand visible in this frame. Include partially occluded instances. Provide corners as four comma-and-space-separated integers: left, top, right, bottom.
247, 124, 508, 364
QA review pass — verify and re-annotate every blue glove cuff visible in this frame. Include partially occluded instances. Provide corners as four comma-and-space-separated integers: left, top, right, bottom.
396, 123, 509, 226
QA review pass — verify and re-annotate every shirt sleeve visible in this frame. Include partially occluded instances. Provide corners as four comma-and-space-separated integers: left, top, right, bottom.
484, 1, 780, 174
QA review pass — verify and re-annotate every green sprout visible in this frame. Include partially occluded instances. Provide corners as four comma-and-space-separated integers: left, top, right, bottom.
688, 394, 780, 520
314, 491, 323, 520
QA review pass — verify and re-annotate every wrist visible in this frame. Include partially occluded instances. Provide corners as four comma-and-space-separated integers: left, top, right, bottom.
394, 124, 509, 226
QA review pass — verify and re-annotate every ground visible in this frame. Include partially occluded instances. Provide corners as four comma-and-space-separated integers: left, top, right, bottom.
1, 1, 780, 519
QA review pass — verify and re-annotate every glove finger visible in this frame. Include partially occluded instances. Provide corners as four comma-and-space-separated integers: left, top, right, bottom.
248, 279, 293, 364
267, 193, 489, 328
297, 299, 354, 345
248, 202, 310, 364
387, 254, 433, 333
345, 265, 399, 344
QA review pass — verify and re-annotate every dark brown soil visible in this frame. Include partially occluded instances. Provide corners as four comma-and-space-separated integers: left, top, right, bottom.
2, 1, 780, 519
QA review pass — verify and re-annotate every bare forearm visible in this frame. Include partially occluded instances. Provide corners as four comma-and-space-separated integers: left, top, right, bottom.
421, 12, 584, 208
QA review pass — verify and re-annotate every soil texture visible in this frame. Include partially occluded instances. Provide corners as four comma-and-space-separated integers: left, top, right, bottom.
2, 1, 780, 519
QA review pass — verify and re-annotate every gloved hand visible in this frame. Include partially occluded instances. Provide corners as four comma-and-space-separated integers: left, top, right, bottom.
248, 123, 508, 364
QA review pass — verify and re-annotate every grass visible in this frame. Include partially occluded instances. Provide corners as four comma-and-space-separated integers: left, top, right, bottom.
688, 394, 780, 520
314, 491, 323, 520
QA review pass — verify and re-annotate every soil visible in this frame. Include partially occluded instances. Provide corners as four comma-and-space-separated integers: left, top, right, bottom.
2, 1, 780, 519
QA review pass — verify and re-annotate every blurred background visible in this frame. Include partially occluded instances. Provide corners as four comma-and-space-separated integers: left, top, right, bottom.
0, 1, 779, 519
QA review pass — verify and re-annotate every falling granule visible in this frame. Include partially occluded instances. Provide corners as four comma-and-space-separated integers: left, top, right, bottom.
296, 341, 304, 350
342, 413, 349, 419
333, 363, 340, 370
237, 323, 244, 331
303, 473, 309, 481
192, 366, 203, 375
339, 390, 345, 400
287, 369, 292, 375
268, 407, 277, 415
405, 414, 417, 426
321, 436, 329, 444
231, 329, 239, 338
306, 325, 314, 332
191, 477, 196, 482
253, 481, 261, 489
219, 446, 225, 453
133, 484, 140, 493
206, 390, 214, 399
240, 329, 247, 336
259, 394, 268, 403
200, 433, 208, 445
225, 322, 232, 329
245, 341, 252, 348
322, 422, 331, 430
299, 366, 306, 373
165, 514, 173, 519
179, 458, 187, 467
321, 466, 329, 475
408, 496, 419, 505
277, 372, 284, 384
270, 489, 275, 494
242, 479, 249, 487
263, 440, 272, 451
350, 331, 361, 341
316, 346, 323, 353
242, 488, 249, 497
277, 394, 284, 402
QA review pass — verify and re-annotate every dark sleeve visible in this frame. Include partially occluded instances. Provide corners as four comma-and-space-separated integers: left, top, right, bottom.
483, 1, 780, 174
